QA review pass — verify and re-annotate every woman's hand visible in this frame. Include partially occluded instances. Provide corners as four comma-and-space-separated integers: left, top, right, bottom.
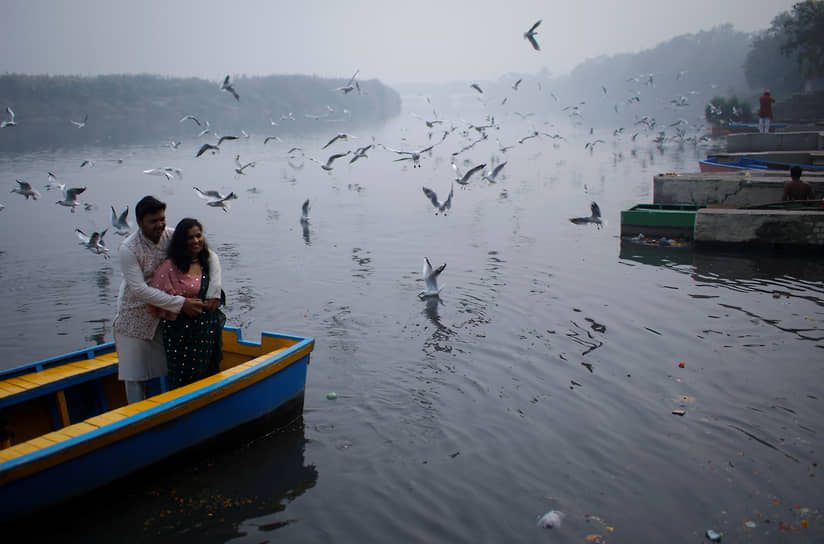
204, 298, 220, 312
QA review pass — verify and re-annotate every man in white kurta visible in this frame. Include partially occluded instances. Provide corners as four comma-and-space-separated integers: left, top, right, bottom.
114, 197, 203, 403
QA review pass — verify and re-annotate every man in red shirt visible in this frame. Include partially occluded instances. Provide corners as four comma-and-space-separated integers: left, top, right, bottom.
758, 89, 775, 133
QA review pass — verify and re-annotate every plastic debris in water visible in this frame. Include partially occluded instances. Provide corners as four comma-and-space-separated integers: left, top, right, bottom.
705, 529, 722, 541
326, 392, 338, 400
744, 520, 757, 529
537, 510, 565, 528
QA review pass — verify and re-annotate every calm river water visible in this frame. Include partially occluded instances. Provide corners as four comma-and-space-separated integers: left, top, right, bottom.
1, 96, 822, 542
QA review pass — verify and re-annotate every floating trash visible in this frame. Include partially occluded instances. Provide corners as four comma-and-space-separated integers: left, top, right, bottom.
326, 392, 338, 400
705, 529, 722, 541
672, 410, 686, 416
744, 520, 757, 529
537, 510, 565, 529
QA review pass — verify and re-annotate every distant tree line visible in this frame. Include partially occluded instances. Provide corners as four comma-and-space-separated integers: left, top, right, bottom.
543, 24, 753, 130
745, 0, 824, 96
0, 73, 401, 152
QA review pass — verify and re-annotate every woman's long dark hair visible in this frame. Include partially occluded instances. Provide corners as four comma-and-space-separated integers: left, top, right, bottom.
167, 218, 210, 273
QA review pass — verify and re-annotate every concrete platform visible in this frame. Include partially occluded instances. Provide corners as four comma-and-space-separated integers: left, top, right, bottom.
653, 171, 824, 207
726, 131, 824, 153
694, 208, 824, 247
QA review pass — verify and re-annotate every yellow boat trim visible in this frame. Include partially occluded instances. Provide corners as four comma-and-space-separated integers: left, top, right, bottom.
0, 343, 310, 485
0, 354, 118, 401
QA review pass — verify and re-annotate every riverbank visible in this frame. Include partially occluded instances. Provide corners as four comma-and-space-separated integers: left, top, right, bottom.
0, 74, 401, 152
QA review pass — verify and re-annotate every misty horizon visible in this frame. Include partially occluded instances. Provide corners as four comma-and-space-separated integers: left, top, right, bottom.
0, 0, 799, 86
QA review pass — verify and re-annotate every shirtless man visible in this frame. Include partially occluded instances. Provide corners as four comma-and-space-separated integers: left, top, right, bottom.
782, 166, 814, 201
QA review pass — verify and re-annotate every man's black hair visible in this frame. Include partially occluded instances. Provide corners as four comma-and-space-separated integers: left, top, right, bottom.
135, 195, 167, 221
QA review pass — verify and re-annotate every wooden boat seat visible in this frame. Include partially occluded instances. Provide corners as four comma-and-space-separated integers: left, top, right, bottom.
0, 352, 119, 409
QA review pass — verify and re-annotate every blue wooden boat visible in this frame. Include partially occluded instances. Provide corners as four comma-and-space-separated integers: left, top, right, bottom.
0, 327, 314, 523
699, 156, 824, 173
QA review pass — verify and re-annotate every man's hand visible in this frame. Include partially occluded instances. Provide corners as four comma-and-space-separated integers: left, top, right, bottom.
181, 298, 204, 317
204, 298, 220, 312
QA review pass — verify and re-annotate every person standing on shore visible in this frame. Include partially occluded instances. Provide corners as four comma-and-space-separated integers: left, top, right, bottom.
113, 196, 204, 403
758, 89, 775, 133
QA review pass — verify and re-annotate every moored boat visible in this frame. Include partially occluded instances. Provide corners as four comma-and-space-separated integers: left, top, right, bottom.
699, 156, 824, 173
0, 326, 314, 522
620, 203, 700, 240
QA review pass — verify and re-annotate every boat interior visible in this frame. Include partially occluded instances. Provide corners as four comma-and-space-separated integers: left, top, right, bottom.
0, 330, 298, 455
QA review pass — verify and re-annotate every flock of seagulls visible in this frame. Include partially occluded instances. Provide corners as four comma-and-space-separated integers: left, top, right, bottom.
2, 20, 714, 299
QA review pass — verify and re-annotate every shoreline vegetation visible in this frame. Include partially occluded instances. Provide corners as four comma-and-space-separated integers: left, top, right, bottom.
0, 73, 402, 152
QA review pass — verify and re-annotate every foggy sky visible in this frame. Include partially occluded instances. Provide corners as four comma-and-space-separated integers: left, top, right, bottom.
0, 0, 798, 84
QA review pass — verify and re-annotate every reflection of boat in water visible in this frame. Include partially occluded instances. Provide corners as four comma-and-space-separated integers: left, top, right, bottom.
0, 326, 314, 522
4, 416, 319, 538
621, 238, 824, 284
619, 238, 695, 268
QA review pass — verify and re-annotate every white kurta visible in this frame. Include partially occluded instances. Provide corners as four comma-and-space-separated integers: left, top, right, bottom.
115, 228, 183, 381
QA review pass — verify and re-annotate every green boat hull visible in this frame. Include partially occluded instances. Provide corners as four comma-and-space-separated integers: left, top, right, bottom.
620, 204, 699, 239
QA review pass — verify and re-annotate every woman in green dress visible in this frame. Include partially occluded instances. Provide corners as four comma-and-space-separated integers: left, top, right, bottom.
148, 218, 226, 389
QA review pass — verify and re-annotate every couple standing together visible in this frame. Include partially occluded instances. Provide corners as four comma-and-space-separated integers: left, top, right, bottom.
114, 195, 226, 404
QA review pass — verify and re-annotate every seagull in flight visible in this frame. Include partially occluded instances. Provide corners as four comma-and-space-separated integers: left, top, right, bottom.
56, 186, 86, 212
349, 144, 373, 163
217, 135, 239, 146
234, 155, 256, 176
143, 167, 182, 180
264, 135, 281, 144
569, 202, 602, 228
11, 179, 40, 200
179, 114, 202, 127
419, 257, 446, 298
193, 186, 228, 200
44, 172, 64, 192
312, 151, 350, 171
470, 83, 483, 94
524, 20, 541, 51
196, 138, 228, 157
482, 161, 507, 183
584, 139, 605, 151
322, 132, 356, 150
193, 187, 238, 212
300, 198, 310, 224
220, 75, 240, 101
71, 114, 88, 128
1, 106, 16, 128
383, 144, 435, 168
452, 162, 486, 185
76, 228, 110, 258
512, 78, 523, 91
197, 120, 212, 138
110, 205, 131, 234
335, 69, 361, 94
422, 184, 453, 215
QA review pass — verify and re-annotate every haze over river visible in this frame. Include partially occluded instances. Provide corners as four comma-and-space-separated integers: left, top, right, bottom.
1, 97, 822, 542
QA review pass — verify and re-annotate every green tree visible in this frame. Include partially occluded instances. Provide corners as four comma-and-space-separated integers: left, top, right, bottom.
744, 12, 805, 96
779, 0, 824, 79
